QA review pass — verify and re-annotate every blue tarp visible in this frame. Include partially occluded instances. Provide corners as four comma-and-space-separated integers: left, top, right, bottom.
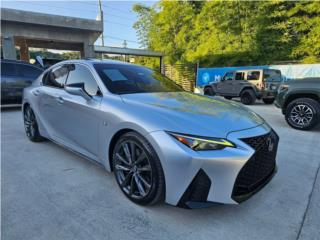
197, 64, 320, 87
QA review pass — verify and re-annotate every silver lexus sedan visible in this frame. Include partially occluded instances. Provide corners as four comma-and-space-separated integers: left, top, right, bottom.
22, 60, 279, 208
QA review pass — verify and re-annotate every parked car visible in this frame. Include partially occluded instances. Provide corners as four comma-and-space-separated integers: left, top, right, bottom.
1, 59, 43, 105
204, 69, 282, 105
23, 59, 279, 208
275, 78, 320, 130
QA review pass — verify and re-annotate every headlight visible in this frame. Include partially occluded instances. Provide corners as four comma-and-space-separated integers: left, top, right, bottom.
278, 84, 289, 92
168, 132, 235, 151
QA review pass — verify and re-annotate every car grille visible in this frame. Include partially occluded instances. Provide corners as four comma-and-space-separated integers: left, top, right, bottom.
232, 130, 279, 202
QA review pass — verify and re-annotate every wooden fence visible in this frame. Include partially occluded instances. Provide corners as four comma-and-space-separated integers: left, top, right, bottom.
164, 64, 196, 92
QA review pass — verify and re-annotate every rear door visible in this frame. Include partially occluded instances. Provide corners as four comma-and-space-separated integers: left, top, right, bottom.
246, 70, 262, 89
38, 65, 69, 140
233, 71, 246, 95
57, 63, 102, 159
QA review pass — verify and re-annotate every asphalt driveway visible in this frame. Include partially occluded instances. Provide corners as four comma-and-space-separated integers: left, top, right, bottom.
1, 103, 320, 240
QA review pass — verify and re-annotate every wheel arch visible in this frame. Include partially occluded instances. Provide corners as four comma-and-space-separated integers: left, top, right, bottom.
240, 86, 256, 96
108, 128, 135, 172
22, 102, 30, 113
204, 84, 214, 92
284, 93, 320, 113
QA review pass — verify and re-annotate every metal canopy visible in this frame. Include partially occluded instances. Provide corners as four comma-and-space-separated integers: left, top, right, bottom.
94, 46, 163, 57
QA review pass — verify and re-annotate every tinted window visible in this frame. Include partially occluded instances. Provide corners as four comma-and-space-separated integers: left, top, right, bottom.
223, 72, 234, 81
1, 62, 16, 76
16, 64, 43, 78
43, 65, 68, 88
247, 71, 260, 81
235, 72, 245, 80
264, 70, 282, 82
66, 64, 99, 96
94, 64, 183, 94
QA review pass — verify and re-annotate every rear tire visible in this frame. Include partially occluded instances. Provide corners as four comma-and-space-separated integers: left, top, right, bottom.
263, 98, 275, 104
112, 132, 165, 205
285, 98, 320, 130
240, 89, 256, 105
23, 105, 45, 142
204, 87, 215, 96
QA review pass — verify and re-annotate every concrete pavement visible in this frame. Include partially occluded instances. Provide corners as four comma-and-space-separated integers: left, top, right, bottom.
1, 103, 320, 240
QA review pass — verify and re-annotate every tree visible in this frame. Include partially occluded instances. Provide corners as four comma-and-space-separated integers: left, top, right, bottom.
133, 1, 320, 66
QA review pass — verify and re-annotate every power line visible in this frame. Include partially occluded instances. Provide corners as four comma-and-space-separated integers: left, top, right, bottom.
104, 20, 134, 29
77, 1, 134, 15
103, 35, 139, 44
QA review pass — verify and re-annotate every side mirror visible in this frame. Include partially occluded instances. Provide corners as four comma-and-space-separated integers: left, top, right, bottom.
64, 83, 91, 101
36, 56, 44, 68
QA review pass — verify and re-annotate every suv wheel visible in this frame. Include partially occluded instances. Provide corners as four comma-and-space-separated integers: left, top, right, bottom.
240, 89, 256, 105
285, 98, 320, 130
112, 132, 165, 205
204, 87, 215, 96
263, 98, 275, 104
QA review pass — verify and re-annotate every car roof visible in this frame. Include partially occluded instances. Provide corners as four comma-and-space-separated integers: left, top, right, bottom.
56, 59, 133, 67
1, 59, 43, 70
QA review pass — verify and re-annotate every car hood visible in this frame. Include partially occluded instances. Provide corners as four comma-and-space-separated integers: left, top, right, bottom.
121, 92, 264, 138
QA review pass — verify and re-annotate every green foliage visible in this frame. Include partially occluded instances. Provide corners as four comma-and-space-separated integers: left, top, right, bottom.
133, 0, 320, 66
29, 50, 80, 60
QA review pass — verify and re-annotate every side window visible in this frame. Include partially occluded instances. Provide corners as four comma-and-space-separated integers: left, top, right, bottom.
43, 65, 69, 88
1, 62, 16, 76
247, 71, 261, 81
66, 64, 99, 96
235, 72, 245, 80
16, 64, 43, 78
223, 72, 234, 81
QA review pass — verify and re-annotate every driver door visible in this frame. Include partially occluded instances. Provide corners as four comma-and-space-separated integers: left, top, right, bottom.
217, 72, 234, 95
57, 64, 103, 160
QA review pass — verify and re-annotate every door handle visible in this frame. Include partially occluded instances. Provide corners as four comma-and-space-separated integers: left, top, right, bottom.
32, 89, 41, 96
55, 96, 64, 104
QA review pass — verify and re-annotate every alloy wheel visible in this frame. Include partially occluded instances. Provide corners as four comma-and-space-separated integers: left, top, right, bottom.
114, 140, 152, 199
290, 104, 313, 126
24, 107, 36, 138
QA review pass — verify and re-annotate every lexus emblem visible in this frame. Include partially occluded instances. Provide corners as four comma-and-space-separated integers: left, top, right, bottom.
267, 137, 274, 152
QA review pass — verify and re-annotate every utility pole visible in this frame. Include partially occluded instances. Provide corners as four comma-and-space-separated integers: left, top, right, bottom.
98, 0, 104, 47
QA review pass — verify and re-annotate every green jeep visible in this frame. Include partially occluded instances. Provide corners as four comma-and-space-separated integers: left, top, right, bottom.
275, 78, 320, 130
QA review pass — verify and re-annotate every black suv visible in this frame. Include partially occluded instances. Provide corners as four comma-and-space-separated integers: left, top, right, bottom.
1, 59, 43, 105
275, 78, 320, 130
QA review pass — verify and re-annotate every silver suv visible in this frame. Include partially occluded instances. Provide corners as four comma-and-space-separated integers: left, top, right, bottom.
204, 69, 282, 105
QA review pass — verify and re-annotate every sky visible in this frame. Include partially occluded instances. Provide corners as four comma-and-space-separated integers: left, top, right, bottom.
1, 0, 156, 49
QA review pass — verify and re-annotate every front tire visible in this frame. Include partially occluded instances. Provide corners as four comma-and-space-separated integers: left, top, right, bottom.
204, 87, 215, 96
112, 132, 165, 205
240, 89, 256, 105
285, 98, 320, 130
263, 98, 275, 104
23, 105, 45, 142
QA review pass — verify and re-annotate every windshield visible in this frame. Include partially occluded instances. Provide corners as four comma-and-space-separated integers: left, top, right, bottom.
264, 69, 282, 82
94, 63, 184, 94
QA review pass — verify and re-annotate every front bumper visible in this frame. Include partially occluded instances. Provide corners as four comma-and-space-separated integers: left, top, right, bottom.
146, 124, 279, 208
